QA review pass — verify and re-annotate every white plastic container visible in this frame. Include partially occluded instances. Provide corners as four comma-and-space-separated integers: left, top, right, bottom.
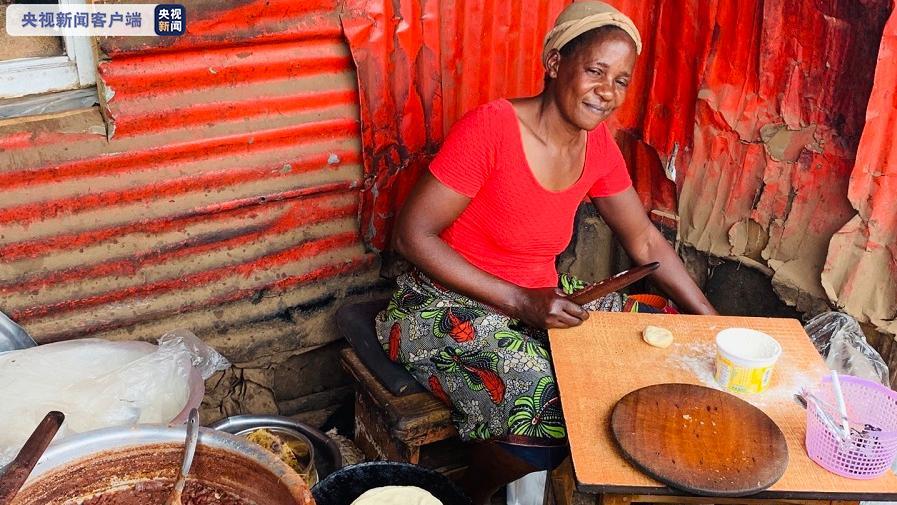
714, 328, 782, 394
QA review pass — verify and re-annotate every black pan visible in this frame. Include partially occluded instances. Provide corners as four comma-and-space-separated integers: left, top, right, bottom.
311, 461, 470, 505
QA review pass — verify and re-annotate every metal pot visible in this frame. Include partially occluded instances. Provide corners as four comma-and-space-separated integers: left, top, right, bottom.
0, 310, 36, 353
11, 425, 313, 505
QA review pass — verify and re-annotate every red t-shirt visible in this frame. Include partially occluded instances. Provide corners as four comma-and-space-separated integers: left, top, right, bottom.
429, 99, 632, 288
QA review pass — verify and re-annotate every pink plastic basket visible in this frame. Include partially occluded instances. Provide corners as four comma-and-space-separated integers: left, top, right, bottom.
805, 375, 897, 479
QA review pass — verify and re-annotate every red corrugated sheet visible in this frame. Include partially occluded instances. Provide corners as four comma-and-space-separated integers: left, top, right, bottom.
0, 1, 377, 344
345, 0, 895, 334
823, 7, 897, 335
675, 0, 891, 317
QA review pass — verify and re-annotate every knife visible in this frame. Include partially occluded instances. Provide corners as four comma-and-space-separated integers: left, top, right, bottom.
567, 262, 660, 306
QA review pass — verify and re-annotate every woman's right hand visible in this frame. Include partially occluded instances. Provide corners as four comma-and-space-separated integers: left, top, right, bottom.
394, 173, 594, 328
510, 287, 590, 329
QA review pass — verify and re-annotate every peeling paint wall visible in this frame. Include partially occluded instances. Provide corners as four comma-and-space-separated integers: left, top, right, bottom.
676, 1, 891, 319
0, 0, 380, 423
823, 7, 897, 337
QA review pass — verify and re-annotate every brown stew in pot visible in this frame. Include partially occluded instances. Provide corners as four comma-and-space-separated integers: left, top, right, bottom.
70, 480, 254, 505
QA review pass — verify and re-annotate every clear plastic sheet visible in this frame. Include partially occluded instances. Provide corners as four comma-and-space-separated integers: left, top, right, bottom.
804, 313, 897, 492
805, 312, 889, 386
0, 330, 229, 465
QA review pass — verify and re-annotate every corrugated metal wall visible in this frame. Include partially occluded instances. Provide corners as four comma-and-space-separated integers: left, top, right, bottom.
672, 0, 891, 318
0, 0, 379, 421
346, 0, 896, 340
824, 8, 897, 339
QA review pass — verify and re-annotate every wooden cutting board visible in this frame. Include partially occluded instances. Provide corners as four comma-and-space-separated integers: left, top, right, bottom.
611, 383, 789, 497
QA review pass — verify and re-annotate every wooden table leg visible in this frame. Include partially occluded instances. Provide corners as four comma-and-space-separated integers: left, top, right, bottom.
549, 457, 577, 505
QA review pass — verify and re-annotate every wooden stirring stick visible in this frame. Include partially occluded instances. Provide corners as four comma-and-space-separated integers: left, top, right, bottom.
0, 411, 65, 505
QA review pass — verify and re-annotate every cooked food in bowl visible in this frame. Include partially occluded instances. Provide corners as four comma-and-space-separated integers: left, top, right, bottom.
239, 428, 317, 487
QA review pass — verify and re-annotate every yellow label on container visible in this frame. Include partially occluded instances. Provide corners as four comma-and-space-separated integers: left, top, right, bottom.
715, 354, 773, 394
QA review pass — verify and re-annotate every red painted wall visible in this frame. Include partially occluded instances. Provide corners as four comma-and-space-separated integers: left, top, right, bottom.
824, 6, 897, 336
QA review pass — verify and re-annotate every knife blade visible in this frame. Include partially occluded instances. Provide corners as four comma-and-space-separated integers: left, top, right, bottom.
567, 262, 660, 306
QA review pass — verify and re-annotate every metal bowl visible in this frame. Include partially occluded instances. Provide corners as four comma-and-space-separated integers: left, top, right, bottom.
234, 426, 318, 486
210, 415, 343, 481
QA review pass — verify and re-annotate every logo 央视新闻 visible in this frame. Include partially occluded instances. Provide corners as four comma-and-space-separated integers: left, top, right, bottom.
154, 4, 185, 36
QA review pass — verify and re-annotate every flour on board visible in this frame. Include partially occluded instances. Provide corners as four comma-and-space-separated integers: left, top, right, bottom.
666, 342, 817, 407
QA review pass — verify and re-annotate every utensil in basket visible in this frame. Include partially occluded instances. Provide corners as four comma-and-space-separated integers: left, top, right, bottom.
798, 388, 880, 446
804, 375, 897, 479
830, 370, 852, 440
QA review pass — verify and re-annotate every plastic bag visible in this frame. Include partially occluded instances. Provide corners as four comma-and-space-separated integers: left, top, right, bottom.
805, 312, 889, 386
159, 328, 231, 381
0, 329, 229, 465
506, 471, 546, 505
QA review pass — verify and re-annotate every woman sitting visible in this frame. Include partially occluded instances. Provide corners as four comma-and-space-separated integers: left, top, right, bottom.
375, 2, 717, 503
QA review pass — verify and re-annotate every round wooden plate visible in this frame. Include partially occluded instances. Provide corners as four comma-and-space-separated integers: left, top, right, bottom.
611, 383, 789, 497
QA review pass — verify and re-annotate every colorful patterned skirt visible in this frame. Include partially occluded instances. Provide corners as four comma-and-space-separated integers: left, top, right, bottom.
375, 270, 673, 447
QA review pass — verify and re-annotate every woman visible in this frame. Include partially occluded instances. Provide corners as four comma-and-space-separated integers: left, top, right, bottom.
376, 2, 717, 503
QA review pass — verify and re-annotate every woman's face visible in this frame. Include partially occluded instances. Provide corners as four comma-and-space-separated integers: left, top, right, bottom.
548, 29, 637, 130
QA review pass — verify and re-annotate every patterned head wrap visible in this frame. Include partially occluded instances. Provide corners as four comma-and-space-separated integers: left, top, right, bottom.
542, 1, 642, 67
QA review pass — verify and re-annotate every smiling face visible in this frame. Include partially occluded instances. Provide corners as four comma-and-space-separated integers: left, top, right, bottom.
545, 27, 637, 130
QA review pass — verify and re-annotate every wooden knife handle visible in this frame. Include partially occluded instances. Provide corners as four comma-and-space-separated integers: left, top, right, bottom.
567, 262, 660, 306
0, 411, 65, 505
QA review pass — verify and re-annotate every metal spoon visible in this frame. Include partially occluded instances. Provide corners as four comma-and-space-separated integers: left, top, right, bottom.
164, 408, 199, 505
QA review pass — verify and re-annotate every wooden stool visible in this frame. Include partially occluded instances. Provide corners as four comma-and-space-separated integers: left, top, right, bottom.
340, 348, 468, 477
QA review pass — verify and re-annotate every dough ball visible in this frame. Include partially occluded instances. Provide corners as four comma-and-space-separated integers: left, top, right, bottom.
642, 325, 674, 348
351, 486, 443, 505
